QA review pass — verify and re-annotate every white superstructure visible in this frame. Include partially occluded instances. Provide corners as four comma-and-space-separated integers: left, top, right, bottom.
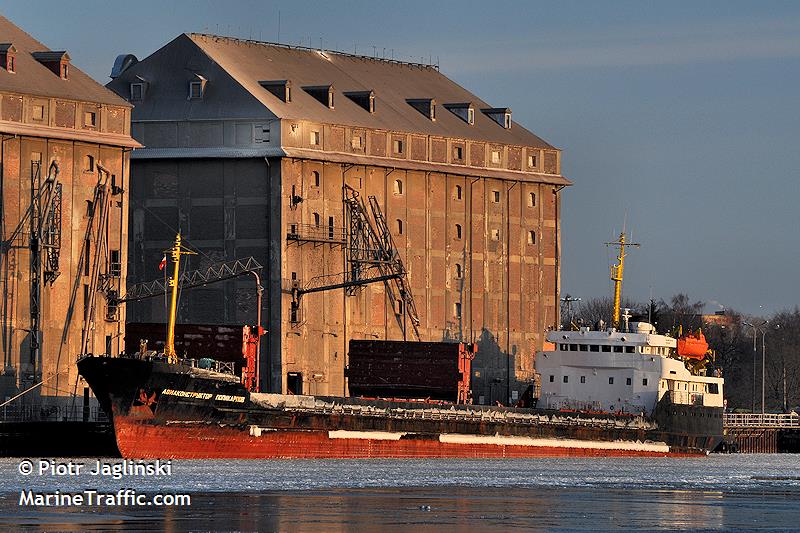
535, 321, 723, 415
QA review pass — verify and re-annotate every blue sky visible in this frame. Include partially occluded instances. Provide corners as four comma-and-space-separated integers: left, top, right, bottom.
3, 1, 799, 315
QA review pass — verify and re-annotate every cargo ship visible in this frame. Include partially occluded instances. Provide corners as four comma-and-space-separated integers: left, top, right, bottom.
77, 233, 724, 459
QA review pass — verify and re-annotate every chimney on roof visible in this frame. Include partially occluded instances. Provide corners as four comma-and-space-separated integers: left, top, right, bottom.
0, 44, 17, 73
32, 50, 71, 79
482, 107, 512, 129
444, 103, 475, 125
344, 90, 375, 113
303, 85, 334, 109
259, 80, 292, 103
407, 98, 436, 121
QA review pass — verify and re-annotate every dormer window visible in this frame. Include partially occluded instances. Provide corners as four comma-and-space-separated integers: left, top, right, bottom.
188, 75, 207, 99
303, 85, 334, 109
0, 44, 16, 73
130, 83, 143, 101
259, 80, 292, 102
344, 90, 375, 113
444, 103, 475, 125
482, 107, 512, 129
407, 98, 436, 121
32, 50, 71, 79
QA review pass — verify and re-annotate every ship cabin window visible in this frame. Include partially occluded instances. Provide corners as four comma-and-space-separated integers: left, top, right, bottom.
601, 345, 611, 352
626, 377, 632, 386
608, 377, 614, 385
579, 344, 588, 352
625, 346, 635, 353
549, 375, 554, 382
580, 376, 586, 383
613, 346, 623, 353
708, 383, 719, 394
563, 376, 569, 383
669, 370, 677, 375
569, 344, 578, 351
643, 378, 649, 386
590, 345, 599, 352
559, 343, 568, 351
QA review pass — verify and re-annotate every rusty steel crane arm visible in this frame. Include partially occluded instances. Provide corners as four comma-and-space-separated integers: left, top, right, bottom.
118, 256, 263, 303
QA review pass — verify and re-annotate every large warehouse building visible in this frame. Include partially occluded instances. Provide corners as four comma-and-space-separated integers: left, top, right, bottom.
108, 34, 569, 404
0, 16, 137, 412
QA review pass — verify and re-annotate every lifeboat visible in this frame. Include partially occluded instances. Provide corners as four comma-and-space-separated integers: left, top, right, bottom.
677, 330, 708, 360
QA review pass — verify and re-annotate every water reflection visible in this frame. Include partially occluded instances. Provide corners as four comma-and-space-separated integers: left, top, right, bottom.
8, 487, 782, 532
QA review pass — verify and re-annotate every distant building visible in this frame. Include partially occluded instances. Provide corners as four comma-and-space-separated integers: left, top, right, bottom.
107, 34, 570, 403
0, 15, 138, 412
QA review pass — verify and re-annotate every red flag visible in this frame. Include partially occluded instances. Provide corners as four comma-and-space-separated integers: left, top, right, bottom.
158, 254, 167, 271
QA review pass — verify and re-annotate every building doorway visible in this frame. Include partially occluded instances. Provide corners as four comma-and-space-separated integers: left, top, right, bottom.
287, 372, 303, 395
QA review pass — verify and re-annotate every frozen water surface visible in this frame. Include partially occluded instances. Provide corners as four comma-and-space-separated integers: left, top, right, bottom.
1, 454, 799, 531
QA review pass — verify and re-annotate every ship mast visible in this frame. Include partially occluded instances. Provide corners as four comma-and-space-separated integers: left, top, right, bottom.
165, 234, 195, 362
605, 232, 639, 330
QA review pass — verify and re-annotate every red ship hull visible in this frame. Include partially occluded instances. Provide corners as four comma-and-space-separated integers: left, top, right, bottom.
114, 417, 697, 459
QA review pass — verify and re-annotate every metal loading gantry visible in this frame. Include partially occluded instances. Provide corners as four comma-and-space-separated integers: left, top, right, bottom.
290, 185, 421, 340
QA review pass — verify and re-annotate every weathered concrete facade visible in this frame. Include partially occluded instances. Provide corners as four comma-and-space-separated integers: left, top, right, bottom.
109, 34, 568, 404
0, 16, 137, 408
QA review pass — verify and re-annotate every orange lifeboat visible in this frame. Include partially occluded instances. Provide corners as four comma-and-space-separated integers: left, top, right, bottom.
677, 330, 708, 360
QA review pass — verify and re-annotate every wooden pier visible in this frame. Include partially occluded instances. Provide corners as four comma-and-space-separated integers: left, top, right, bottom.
723, 413, 800, 453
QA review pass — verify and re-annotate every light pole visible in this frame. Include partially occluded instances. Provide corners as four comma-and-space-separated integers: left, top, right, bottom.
744, 321, 780, 415
744, 321, 760, 413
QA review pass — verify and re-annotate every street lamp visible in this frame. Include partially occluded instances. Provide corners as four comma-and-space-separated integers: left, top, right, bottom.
744, 321, 780, 415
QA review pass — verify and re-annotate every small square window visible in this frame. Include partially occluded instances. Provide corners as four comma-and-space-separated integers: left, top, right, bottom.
32, 105, 45, 121
613, 346, 623, 353
549, 375, 554, 383
189, 81, 203, 99
351, 135, 362, 149
492, 190, 500, 203
453, 146, 463, 160
580, 376, 586, 384
130, 83, 144, 101
569, 344, 578, 351
393, 139, 404, 154
643, 378, 649, 386
589, 345, 599, 352
491, 150, 501, 164
491, 229, 500, 241
609, 377, 614, 385
601, 345, 611, 352
84, 111, 96, 127
625, 346, 635, 353
626, 377, 632, 386
579, 344, 588, 352
311, 131, 320, 145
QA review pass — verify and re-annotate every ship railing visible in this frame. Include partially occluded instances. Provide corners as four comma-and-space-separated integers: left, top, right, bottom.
0, 404, 109, 423
272, 399, 656, 430
723, 412, 800, 428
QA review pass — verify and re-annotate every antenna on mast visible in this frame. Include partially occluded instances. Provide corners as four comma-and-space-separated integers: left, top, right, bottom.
605, 231, 640, 330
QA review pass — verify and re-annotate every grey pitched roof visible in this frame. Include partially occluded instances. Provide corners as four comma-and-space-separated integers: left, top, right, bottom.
0, 15, 130, 106
186, 34, 555, 149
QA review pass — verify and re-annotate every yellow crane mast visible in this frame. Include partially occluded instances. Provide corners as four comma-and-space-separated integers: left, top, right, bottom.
605, 232, 639, 329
